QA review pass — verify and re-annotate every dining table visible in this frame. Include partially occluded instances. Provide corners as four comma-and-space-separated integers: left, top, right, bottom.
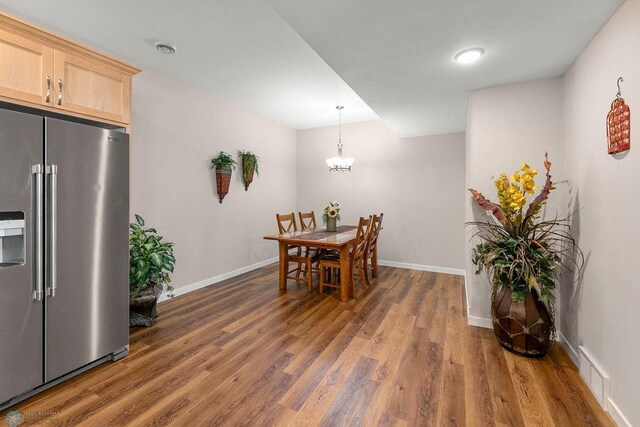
263, 225, 361, 302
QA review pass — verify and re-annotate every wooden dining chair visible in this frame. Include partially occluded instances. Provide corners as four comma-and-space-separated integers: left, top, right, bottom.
298, 210, 325, 272
276, 213, 318, 291
298, 211, 317, 230
364, 213, 384, 287
319, 216, 372, 300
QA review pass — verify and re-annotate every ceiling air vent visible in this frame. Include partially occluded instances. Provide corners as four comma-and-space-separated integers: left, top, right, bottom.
154, 42, 176, 55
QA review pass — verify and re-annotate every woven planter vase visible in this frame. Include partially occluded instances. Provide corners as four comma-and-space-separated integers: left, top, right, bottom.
326, 217, 337, 232
242, 158, 255, 191
491, 286, 552, 358
215, 164, 232, 203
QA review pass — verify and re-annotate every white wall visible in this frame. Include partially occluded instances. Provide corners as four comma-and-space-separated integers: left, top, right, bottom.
465, 78, 564, 324
561, 0, 640, 424
296, 120, 465, 271
130, 69, 297, 293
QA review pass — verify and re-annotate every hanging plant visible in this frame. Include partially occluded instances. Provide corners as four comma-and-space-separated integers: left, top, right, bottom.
237, 150, 260, 191
211, 151, 237, 203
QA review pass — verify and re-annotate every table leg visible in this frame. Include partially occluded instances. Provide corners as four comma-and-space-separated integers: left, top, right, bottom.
278, 242, 288, 291
339, 245, 351, 302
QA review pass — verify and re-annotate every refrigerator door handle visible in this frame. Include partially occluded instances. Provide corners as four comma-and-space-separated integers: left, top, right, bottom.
47, 164, 58, 298
32, 164, 44, 301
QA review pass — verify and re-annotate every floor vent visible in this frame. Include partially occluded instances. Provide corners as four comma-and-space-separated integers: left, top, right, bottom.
578, 346, 609, 408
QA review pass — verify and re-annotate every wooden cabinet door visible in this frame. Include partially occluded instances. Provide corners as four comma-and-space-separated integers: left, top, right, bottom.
54, 51, 131, 124
0, 29, 54, 106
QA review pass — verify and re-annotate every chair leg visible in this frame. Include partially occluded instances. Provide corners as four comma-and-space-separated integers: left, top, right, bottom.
295, 261, 302, 279
363, 257, 372, 289
360, 264, 368, 291
307, 260, 313, 291
372, 246, 379, 278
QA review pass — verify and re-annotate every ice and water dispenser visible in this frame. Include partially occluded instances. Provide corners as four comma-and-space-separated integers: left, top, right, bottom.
0, 212, 25, 267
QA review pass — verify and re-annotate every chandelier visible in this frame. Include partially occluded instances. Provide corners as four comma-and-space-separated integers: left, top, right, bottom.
326, 106, 354, 172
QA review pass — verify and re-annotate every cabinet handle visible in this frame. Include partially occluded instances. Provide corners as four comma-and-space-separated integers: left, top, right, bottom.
57, 79, 63, 105
45, 76, 51, 103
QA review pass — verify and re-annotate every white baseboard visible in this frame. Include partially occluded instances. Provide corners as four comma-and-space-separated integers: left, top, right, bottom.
462, 271, 493, 329
467, 315, 493, 329
161, 258, 461, 303
377, 260, 465, 276
608, 398, 632, 427
557, 330, 579, 366
157, 256, 278, 302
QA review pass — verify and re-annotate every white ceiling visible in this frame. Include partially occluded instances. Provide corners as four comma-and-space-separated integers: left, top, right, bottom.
0, 0, 624, 136
0, 0, 377, 130
267, 0, 624, 137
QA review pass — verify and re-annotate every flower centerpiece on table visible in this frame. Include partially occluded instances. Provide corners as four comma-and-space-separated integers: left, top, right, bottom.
322, 201, 341, 231
467, 153, 583, 357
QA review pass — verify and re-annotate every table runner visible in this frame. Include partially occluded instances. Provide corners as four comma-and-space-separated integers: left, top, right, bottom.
289, 225, 357, 241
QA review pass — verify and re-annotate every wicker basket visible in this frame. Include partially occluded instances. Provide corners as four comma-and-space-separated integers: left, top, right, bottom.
215, 164, 232, 203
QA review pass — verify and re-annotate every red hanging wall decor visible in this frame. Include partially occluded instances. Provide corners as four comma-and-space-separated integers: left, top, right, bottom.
607, 77, 631, 155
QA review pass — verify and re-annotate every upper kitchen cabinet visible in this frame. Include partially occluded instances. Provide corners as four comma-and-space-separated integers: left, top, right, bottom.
53, 51, 131, 124
0, 13, 140, 125
0, 28, 54, 107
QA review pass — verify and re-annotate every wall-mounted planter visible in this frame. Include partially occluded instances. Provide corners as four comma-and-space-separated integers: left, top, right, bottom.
242, 160, 254, 191
215, 164, 233, 203
237, 150, 260, 191
211, 151, 237, 204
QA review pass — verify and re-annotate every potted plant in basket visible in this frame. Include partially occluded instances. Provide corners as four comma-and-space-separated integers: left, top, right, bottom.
322, 201, 341, 232
129, 214, 176, 327
237, 149, 260, 191
211, 151, 237, 203
467, 153, 582, 357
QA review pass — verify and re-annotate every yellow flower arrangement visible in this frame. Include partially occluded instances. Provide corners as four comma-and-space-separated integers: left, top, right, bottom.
493, 163, 538, 222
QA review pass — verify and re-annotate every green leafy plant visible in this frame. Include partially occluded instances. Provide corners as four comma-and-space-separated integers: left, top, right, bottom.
237, 149, 260, 176
210, 151, 237, 171
129, 214, 176, 299
467, 153, 583, 330
237, 149, 260, 189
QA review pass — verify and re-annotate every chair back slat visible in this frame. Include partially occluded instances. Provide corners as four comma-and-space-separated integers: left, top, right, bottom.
276, 213, 297, 234
367, 213, 384, 256
352, 216, 372, 261
298, 211, 317, 230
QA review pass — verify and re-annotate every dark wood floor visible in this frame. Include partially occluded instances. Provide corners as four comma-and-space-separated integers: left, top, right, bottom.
7, 265, 612, 426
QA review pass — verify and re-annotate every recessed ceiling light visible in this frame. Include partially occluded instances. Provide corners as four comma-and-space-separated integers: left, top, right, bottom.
154, 42, 177, 55
455, 48, 484, 64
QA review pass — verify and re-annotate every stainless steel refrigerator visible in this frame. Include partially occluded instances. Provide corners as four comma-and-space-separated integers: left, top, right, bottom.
0, 107, 129, 409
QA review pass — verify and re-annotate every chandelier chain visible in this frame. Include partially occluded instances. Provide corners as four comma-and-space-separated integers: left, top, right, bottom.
337, 106, 343, 155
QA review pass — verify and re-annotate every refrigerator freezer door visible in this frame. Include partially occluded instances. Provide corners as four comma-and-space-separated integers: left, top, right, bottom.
0, 109, 44, 403
45, 119, 129, 381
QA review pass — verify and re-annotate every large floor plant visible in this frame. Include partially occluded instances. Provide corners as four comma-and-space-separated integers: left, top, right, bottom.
467, 153, 582, 357
129, 214, 176, 327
